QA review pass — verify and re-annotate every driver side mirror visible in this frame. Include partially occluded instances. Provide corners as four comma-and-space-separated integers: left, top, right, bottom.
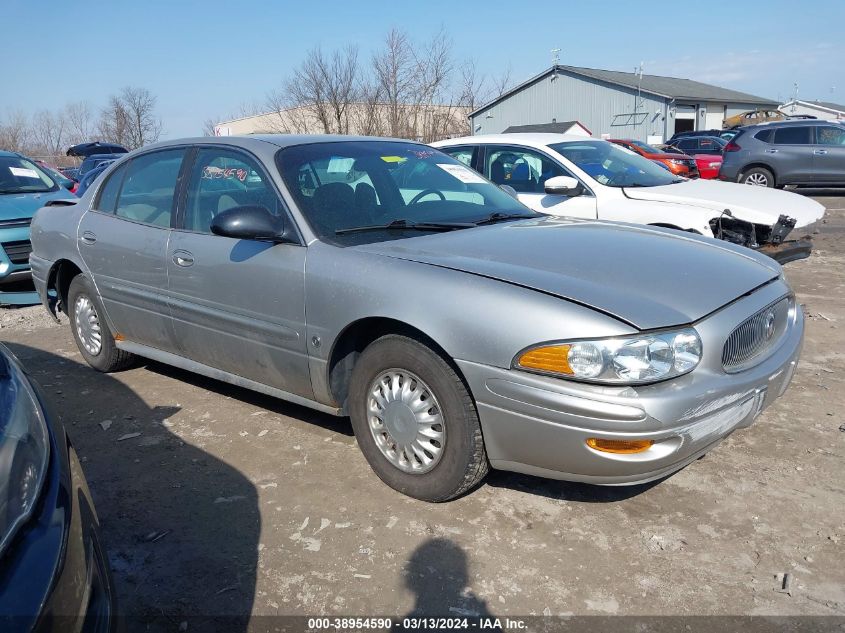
210, 205, 293, 243
544, 176, 583, 197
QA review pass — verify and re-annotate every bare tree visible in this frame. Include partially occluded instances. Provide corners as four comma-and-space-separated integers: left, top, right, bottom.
0, 110, 31, 153
65, 101, 95, 144
98, 95, 130, 147
490, 65, 514, 99
202, 118, 218, 136
373, 28, 416, 138
120, 87, 163, 149
31, 109, 67, 158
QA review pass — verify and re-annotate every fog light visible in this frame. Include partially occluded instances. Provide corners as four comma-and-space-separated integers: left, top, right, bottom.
586, 438, 653, 454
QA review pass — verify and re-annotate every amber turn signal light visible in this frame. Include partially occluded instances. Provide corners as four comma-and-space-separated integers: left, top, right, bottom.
517, 344, 573, 374
586, 438, 653, 454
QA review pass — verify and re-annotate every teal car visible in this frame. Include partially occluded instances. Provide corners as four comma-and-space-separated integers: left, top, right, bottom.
0, 151, 76, 305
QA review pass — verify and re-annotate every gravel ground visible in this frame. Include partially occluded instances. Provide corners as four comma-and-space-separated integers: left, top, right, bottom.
1, 194, 843, 631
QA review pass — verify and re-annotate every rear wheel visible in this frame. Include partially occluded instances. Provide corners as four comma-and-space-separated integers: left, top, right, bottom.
741, 167, 774, 187
348, 335, 488, 502
67, 275, 135, 372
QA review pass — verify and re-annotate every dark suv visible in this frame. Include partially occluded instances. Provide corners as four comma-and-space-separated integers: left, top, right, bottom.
719, 120, 845, 187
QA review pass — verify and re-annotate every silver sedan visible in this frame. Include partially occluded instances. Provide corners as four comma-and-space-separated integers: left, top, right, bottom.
29, 135, 803, 501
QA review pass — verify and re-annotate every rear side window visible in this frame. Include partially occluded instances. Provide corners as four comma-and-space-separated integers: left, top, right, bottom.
773, 126, 811, 145
115, 149, 186, 227
677, 139, 697, 150
754, 129, 774, 143
441, 146, 477, 167
94, 162, 127, 212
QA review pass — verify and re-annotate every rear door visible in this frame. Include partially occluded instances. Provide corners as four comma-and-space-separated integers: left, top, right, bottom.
480, 144, 597, 219
770, 126, 815, 183
812, 125, 845, 184
77, 149, 186, 352
166, 145, 312, 398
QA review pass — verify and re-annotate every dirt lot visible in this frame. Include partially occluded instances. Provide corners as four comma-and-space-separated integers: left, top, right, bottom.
2, 194, 844, 630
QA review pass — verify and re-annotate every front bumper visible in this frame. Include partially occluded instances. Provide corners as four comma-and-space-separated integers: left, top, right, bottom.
756, 239, 813, 265
457, 280, 803, 485
0, 357, 116, 633
0, 225, 39, 306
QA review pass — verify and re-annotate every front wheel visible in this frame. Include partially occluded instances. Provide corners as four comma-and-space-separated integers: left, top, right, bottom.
740, 167, 775, 187
348, 335, 488, 502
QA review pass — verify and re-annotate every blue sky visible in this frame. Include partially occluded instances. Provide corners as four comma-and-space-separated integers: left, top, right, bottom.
2, 0, 843, 139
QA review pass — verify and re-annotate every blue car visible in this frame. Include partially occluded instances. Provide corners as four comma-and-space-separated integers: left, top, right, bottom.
0, 152, 76, 305
74, 160, 114, 198
0, 344, 116, 632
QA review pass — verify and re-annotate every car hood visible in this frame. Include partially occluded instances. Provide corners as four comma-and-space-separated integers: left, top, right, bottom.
622, 179, 825, 228
0, 190, 75, 221
353, 217, 780, 330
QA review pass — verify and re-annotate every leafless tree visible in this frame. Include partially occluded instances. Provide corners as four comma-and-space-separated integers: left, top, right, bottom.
0, 110, 32, 153
373, 28, 416, 138
31, 109, 67, 158
491, 65, 514, 98
120, 87, 163, 149
65, 101, 95, 144
202, 118, 218, 136
98, 95, 130, 148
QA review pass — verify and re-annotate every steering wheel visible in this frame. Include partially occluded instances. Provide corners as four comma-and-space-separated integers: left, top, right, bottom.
409, 189, 446, 204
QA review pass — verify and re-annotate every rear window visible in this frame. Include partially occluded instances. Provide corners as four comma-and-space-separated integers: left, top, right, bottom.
773, 126, 811, 145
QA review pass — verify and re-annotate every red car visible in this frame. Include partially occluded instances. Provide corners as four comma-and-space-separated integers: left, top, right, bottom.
609, 139, 698, 178
660, 145, 723, 180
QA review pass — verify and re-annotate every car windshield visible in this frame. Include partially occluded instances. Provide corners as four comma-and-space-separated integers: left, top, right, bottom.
549, 140, 681, 188
277, 140, 536, 244
0, 156, 56, 194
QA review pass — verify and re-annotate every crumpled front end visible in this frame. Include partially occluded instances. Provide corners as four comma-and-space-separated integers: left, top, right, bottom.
710, 213, 813, 265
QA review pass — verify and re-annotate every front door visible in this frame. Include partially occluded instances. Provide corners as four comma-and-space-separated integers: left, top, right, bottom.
481, 145, 597, 219
166, 146, 312, 398
812, 125, 845, 184
771, 125, 816, 183
76, 148, 187, 352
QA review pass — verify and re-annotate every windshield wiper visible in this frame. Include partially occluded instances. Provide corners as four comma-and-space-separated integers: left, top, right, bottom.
472, 212, 538, 225
335, 218, 476, 235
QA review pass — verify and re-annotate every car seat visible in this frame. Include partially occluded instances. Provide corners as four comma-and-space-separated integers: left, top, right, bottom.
311, 182, 356, 233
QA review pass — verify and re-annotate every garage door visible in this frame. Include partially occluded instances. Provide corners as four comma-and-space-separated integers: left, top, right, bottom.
705, 107, 724, 130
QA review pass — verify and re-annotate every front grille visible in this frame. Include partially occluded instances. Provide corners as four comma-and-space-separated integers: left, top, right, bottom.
722, 296, 791, 372
2, 240, 32, 265
0, 218, 31, 229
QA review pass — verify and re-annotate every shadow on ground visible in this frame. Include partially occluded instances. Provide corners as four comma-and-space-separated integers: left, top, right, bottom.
5, 343, 259, 633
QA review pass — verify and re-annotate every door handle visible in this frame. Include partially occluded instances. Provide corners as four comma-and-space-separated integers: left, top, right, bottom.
814, 149, 828, 155
80, 231, 97, 245
764, 149, 778, 154
172, 251, 194, 267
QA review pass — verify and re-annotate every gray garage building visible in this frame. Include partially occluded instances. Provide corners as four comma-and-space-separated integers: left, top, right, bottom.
469, 65, 778, 142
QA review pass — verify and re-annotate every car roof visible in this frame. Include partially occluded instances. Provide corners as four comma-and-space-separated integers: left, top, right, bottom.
741, 119, 843, 131
140, 134, 423, 153
433, 133, 593, 148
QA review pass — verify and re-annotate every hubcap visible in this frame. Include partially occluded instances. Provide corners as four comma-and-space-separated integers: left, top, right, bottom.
746, 173, 769, 186
367, 369, 445, 474
74, 294, 102, 356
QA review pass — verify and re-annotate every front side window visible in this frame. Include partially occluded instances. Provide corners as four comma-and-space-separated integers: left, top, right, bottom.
115, 149, 186, 227
277, 141, 533, 244
183, 148, 285, 233
484, 146, 566, 193
774, 126, 811, 145
549, 140, 681, 188
816, 126, 845, 146
0, 156, 56, 194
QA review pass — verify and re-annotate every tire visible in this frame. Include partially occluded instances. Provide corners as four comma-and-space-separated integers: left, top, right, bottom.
740, 167, 775, 187
67, 275, 135, 372
348, 334, 488, 502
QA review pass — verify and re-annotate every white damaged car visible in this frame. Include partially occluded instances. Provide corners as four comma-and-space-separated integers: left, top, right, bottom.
433, 134, 825, 263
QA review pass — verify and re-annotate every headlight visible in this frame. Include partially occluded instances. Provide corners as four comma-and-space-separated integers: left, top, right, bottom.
669, 159, 683, 165
515, 328, 702, 385
0, 350, 50, 557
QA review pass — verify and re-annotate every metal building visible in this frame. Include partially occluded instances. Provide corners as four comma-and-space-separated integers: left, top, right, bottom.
469, 65, 778, 142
